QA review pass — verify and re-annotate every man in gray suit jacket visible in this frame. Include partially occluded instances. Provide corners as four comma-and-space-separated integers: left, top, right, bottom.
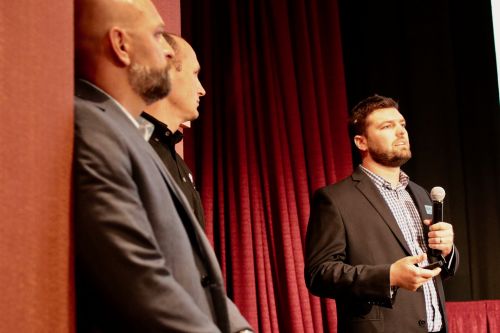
74, 0, 252, 332
305, 95, 458, 332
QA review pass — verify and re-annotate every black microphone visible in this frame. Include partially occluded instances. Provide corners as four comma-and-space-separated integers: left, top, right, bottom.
429, 186, 445, 258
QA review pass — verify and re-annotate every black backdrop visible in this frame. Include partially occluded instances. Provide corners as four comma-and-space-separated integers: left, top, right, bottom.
182, 0, 500, 302
338, 0, 500, 300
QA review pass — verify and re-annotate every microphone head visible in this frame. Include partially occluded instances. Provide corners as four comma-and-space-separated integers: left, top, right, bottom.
430, 186, 446, 202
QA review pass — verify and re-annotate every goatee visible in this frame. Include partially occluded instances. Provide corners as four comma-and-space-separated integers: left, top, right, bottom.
369, 146, 412, 167
128, 62, 171, 105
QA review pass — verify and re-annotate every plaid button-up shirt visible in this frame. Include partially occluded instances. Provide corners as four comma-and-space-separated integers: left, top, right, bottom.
360, 165, 442, 332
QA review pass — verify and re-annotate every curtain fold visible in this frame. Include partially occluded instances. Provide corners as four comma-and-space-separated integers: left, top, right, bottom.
182, 0, 350, 331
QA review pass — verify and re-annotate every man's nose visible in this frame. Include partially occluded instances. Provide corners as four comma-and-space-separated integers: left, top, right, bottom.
198, 82, 206, 97
396, 125, 407, 136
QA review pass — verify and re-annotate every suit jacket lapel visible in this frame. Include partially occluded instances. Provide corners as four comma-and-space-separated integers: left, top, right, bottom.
407, 182, 433, 244
353, 167, 412, 256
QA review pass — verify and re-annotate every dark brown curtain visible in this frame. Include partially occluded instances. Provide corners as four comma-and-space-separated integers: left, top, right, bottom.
182, 1, 351, 331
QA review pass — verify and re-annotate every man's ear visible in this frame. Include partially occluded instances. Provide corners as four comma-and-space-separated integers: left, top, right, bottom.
354, 135, 367, 152
108, 27, 131, 66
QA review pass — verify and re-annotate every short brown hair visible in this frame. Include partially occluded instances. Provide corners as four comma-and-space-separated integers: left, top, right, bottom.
349, 94, 399, 138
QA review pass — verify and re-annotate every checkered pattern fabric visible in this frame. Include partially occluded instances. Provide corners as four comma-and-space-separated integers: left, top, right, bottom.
361, 166, 442, 332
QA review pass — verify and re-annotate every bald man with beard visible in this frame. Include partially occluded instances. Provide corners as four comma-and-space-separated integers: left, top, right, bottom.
73, 0, 252, 332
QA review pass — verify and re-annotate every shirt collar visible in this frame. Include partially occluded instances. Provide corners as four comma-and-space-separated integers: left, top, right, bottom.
359, 164, 409, 190
136, 117, 155, 141
140, 112, 184, 146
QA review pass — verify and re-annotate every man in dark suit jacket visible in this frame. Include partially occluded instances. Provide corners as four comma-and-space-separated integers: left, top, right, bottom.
304, 95, 458, 333
74, 0, 252, 332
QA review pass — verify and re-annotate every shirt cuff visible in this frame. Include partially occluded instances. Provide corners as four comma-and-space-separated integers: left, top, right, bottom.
445, 245, 455, 269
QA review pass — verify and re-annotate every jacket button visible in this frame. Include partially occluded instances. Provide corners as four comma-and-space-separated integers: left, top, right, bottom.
201, 275, 211, 287
418, 319, 426, 327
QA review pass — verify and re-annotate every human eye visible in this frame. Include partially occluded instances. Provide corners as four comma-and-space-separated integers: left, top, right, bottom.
154, 29, 166, 40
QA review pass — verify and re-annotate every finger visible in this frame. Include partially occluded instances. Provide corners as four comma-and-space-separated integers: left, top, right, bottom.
428, 240, 446, 249
432, 267, 442, 275
419, 267, 441, 278
428, 236, 437, 244
409, 253, 427, 264
428, 236, 444, 244
429, 243, 453, 257
429, 235, 453, 245
429, 222, 453, 231
431, 241, 453, 250
428, 239, 448, 251
428, 230, 453, 239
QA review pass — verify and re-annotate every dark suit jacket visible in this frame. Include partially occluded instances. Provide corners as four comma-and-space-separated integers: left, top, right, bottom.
304, 166, 459, 333
73, 80, 250, 333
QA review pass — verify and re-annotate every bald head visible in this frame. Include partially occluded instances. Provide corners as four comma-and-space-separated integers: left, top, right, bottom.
75, 0, 175, 115
75, 0, 153, 74
163, 34, 192, 72
144, 34, 205, 131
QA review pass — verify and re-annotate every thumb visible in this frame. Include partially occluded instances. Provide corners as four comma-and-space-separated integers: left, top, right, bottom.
409, 253, 427, 265
423, 219, 432, 226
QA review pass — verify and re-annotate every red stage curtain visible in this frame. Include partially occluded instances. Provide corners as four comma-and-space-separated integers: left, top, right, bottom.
444, 300, 500, 333
182, 0, 351, 331
446, 301, 488, 333
486, 300, 500, 332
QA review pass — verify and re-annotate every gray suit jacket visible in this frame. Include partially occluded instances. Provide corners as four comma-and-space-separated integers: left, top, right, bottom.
304, 166, 459, 333
73, 80, 250, 333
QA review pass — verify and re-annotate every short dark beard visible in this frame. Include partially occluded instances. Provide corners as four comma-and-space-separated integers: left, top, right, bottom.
128, 62, 171, 105
369, 146, 412, 167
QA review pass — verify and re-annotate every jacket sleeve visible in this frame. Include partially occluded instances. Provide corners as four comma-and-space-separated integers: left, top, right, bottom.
304, 188, 394, 308
441, 245, 460, 279
226, 297, 252, 333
